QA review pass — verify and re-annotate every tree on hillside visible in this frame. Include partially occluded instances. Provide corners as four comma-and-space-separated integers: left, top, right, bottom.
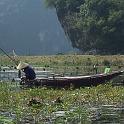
45, 0, 124, 54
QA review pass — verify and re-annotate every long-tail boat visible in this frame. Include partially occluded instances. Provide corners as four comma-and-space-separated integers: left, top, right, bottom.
20, 70, 124, 88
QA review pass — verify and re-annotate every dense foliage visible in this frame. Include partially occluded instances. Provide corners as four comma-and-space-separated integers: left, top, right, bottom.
45, 0, 124, 54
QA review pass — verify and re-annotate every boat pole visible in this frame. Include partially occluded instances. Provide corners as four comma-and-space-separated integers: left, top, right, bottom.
0, 47, 18, 66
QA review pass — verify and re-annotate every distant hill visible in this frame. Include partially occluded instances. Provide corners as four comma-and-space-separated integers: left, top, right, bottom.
0, 0, 74, 55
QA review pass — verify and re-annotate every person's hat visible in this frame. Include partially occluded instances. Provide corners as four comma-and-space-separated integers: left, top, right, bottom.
17, 61, 29, 70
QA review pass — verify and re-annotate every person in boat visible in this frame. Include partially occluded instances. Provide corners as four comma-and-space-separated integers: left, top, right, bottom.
104, 65, 111, 74
17, 61, 36, 81
93, 64, 98, 74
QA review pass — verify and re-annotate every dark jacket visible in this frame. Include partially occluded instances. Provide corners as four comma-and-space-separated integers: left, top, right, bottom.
23, 66, 36, 80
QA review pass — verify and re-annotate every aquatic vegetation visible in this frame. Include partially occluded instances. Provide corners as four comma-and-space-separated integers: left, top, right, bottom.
0, 81, 123, 123
0, 116, 14, 124
0, 55, 124, 123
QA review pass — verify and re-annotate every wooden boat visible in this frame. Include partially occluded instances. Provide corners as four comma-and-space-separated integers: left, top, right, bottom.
20, 71, 124, 88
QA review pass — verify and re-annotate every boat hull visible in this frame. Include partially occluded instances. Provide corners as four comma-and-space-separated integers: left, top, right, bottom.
20, 71, 123, 88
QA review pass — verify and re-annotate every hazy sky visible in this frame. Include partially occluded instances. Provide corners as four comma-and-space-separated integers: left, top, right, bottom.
0, 0, 74, 55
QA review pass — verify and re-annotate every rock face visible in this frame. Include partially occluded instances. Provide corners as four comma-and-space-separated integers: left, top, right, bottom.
0, 0, 74, 55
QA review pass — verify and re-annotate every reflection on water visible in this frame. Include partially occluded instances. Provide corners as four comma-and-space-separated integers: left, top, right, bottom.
0, 70, 19, 81
0, 69, 52, 81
